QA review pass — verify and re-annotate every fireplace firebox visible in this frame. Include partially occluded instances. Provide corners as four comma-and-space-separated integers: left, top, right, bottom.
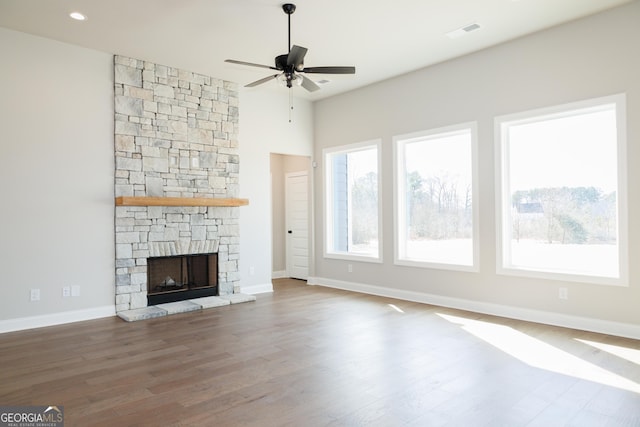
147, 253, 218, 305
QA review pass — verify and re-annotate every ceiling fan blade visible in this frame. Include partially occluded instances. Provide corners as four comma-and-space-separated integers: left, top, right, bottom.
225, 59, 279, 71
287, 45, 308, 69
245, 74, 280, 87
302, 66, 356, 74
300, 75, 320, 92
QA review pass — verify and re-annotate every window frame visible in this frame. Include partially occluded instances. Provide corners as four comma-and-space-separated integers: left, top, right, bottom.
495, 94, 628, 286
323, 139, 383, 263
393, 122, 480, 272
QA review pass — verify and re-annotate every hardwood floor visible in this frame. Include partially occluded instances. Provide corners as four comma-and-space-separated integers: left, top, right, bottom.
1, 278, 640, 426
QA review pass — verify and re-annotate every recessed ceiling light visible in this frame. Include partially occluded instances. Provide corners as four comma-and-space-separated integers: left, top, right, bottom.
69, 12, 87, 21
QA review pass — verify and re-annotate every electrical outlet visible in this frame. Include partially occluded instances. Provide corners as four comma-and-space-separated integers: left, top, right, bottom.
348, 264, 353, 273
249, 266, 255, 275
559, 287, 568, 300
62, 286, 71, 297
71, 285, 81, 297
30, 288, 40, 302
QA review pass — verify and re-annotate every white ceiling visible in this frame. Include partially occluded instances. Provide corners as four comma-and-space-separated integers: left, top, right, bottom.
0, 0, 633, 100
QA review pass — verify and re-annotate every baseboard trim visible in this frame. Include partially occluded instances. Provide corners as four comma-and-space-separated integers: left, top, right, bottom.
241, 283, 274, 295
0, 305, 116, 334
307, 276, 640, 340
272, 270, 287, 279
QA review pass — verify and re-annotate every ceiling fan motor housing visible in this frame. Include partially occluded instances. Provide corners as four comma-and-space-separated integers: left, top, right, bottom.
275, 54, 289, 70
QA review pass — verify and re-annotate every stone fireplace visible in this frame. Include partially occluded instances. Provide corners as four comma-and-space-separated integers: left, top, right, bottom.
113, 55, 242, 314
147, 252, 218, 305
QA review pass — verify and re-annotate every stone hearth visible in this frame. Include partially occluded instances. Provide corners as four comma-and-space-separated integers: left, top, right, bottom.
117, 293, 256, 322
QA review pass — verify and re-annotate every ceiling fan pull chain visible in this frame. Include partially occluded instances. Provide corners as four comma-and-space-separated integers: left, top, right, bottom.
289, 89, 294, 123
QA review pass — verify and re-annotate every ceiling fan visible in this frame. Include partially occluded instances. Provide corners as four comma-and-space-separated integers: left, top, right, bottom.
225, 3, 355, 92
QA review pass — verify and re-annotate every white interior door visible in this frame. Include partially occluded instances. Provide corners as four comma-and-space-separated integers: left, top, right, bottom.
285, 171, 309, 280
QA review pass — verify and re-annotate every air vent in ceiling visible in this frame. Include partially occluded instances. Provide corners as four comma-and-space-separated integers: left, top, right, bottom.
446, 22, 481, 39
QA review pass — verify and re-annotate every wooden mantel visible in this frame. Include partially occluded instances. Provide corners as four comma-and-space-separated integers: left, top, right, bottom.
115, 196, 249, 207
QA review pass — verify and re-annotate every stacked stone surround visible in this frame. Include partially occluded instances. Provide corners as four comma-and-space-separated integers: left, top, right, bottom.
113, 55, 240, 313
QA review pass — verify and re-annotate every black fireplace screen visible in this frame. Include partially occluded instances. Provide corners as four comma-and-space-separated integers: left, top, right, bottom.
147, 253, 218, 304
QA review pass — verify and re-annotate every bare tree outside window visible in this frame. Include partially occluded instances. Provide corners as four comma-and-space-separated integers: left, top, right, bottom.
497, 95, 627, 285
324, 142, 381, 260
395, 125, 478, 270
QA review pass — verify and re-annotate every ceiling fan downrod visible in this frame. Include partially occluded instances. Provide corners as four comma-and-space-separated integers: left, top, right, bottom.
282, 3, 296, 53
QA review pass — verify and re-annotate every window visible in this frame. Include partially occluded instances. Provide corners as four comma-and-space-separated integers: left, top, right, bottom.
496, 95, 628, 285
394, 123, 478, 270
324, 140, 381, 261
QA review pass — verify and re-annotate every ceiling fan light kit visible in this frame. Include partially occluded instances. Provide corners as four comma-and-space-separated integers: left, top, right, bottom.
225, 3, 355, 93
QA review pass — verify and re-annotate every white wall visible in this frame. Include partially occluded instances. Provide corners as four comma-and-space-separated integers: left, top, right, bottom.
0, 28, 115, 327
312, 2, 640, 335
271, 153, 286, 273
239, 91, 314, 293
